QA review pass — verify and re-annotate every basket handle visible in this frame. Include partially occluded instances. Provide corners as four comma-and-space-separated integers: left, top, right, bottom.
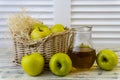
68, 28, 75, 50
36, 35, 50, 51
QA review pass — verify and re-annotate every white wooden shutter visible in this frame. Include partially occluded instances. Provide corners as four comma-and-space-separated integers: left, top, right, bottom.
0, 0, 54, 47
1, 0, 120, 47
71, 0, 120, 46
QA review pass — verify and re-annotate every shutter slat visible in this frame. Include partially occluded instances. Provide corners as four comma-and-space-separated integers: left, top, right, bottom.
72, 16, 120, 19
93, 26, 120, 32
92, 32, 120, 38
0, 13, 53, 19
0, 32, 10, 39
72, 5, 120, 12
72, 1, 120, 6
71, 23, 120, 26
0, 1, 53, 6
0, 21, 54, 27
0, 27, 9, 32
72, 10, 120, 13
72, 12, 120, 19
0, 8, 53, 12
93, 38, 120, 44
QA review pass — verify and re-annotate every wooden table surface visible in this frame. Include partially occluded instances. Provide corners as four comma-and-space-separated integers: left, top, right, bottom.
0, 47, 120, 80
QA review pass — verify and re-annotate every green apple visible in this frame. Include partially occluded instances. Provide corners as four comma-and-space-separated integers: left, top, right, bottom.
30, 29, 45, 41
21, 52, 44, 76
51, 24, 65, 33
32, 23, 40, 30
30, 23, 51, 41
96, 49, 118, 71
32, 23, 48, 30
49, 53, 72, 76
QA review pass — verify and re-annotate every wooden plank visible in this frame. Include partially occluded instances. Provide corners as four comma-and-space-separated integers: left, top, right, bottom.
0, 48, 119, 79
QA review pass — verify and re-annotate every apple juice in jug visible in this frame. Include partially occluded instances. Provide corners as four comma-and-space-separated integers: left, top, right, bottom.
68, 26, 96, 69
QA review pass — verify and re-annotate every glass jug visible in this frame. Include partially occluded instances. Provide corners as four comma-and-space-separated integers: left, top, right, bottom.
68, 26, 96, 70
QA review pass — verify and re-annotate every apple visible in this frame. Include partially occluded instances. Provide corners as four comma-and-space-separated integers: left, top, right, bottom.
21, 52, 44, 76
51, 24, 65, 33
30, 29, 45, 40
30, 23, 51, 41
96, 49, 118, 71
32, 23, 48, 30
49, 53, 72, 76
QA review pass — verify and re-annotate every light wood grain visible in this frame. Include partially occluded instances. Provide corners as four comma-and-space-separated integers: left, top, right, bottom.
0, 48, 120, 80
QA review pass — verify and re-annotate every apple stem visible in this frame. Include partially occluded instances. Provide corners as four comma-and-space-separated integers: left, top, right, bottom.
102, 57, 108, 62
57, 62, 62, 69
39, 29, 43, 32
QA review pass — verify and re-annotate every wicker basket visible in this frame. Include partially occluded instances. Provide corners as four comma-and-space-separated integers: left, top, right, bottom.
12, 28, 74, 68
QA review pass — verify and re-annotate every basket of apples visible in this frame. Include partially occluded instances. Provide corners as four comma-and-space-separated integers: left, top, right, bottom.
8, 13, 73, 69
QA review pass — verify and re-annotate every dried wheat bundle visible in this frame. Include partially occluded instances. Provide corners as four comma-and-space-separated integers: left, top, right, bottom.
8, 13, 42, 42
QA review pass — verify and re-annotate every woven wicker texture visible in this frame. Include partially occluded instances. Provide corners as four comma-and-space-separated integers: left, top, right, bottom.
12, 29, 74, 68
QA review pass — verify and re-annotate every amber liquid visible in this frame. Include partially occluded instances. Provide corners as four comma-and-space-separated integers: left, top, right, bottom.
68, 47, 96, 69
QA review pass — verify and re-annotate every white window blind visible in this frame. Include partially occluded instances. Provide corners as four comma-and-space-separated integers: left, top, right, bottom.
0, 0, 54, 47
71, 0, 120, 46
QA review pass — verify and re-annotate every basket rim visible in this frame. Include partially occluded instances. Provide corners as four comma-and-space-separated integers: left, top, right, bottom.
13, 28, 73, 45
